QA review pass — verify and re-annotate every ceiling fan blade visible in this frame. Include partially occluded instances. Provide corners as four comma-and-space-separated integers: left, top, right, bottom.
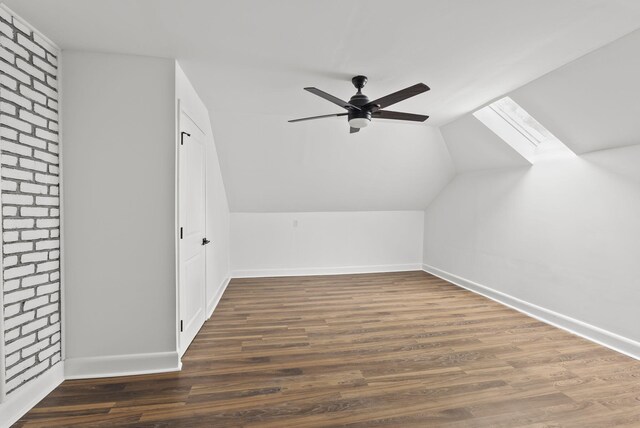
373, 110, 429, 122
365, 83, 430, 110
304, 87, 361, 110
288, 113, 347, 123
350, 127, 360, 134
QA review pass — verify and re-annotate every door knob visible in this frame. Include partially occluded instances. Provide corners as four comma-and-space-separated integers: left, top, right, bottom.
202, 238, 211, 245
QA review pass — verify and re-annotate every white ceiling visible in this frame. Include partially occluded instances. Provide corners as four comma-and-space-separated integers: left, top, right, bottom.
511, 28, 640, 155
208, 120, 455, 212
7, 0, 640, 211
441, 114, 530, 173
442, 25, 640, 172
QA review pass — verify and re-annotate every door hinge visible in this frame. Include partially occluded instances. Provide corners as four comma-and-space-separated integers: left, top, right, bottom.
180, 227, 183, 239
180, 320, 183, 332
180, 131, 191, 145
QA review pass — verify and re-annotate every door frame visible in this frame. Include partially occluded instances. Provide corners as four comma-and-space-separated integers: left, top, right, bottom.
175, 100, 208, 358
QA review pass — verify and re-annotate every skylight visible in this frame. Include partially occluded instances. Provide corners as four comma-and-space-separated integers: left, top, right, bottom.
473, 97, 575, 163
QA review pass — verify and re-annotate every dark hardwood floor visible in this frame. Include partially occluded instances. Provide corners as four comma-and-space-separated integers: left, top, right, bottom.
15, 271, 640, 427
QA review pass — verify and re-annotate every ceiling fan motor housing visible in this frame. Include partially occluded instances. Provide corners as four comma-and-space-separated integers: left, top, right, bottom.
349, 93, 372, 123
348, 76, 373, 124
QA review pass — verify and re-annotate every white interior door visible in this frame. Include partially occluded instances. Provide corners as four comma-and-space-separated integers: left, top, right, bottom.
178, 110, 207, 355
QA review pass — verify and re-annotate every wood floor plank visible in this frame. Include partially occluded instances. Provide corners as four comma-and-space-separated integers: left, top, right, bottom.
14, 271, 640, 427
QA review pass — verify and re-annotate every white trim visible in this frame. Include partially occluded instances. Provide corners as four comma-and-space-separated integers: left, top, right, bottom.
207, 276, 230, 319
64, 351, 181, 380
233, 264, 423, 279
173, 97, 181, 369
0, 362, 63, 428
422, 264, 640, 361
0, 4, 60, 50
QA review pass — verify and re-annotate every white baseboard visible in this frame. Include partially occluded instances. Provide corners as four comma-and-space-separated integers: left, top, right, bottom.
0, 362, 64, 428
207, 276, 231, 319
422, 263, 640, 361
64, 351, 181, 380
232, 263, 423, 278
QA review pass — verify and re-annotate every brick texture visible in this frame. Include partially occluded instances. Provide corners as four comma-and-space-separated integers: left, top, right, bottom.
0, 9, 61, 394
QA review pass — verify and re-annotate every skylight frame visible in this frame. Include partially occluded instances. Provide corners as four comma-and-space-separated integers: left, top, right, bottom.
473, 96, 575, 164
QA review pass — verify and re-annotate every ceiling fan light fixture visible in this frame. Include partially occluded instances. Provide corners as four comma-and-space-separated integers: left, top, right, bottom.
348, 117, 370, 128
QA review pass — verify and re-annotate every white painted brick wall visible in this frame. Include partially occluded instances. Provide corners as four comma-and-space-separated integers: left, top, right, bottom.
21, 251, 48, 263
3, 167, 32, 180
5, 218, 35, 229
5, 352, 19, 367
21, 272, 48, 287
3, 230, 18, 242
22, 295, 47, 311
20, 318, 47, 336
36, 282, 57, 295
4, 302, 19, 317
35, 239, 58, 250
3, 310, 33, 329
4, 241, 33, 254
1, 9, 61, 394
20, 181, 48, 194
5, 264, 35, 279
37, 322, 59, 340
20, 206, 48, 217
4, 193, 33, 204
4, 278, 19, 291
21, 229, 48, 240
4, 333, 35, 355
1, 178, 16, 190
5, 359, 49, 391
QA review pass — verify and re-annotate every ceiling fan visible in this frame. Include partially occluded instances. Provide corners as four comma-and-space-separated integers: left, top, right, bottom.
289, 75, 430, 133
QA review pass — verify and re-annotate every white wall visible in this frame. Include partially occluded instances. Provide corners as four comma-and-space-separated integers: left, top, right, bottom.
232, 211, 424, 277
175, 63, 230, 316
61, 54, 231, 377
423, 144, 640, 347
62, 51, 178, 373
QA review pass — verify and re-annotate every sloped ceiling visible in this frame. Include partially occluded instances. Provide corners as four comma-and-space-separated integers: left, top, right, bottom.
511, 28, 640, 155
7, 0, 640, 211
211, 120, 456, 211
441, 115, 530, 173
441, 25, 640, 172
